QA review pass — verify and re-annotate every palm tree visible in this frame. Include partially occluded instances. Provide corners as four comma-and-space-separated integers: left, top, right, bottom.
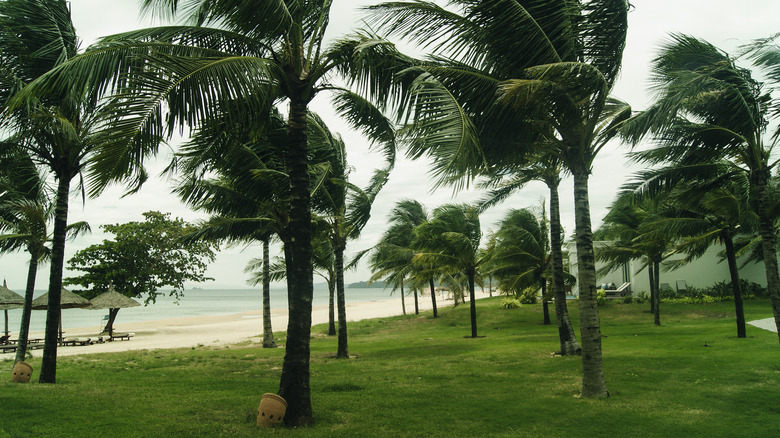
0, 0, 146, 383
596, 192, 674, 326
370, 200, 435, 317
14, 1, 398, 421
0, 150, 90, 363
479, 153, 581, 354
354, 0, 630, 396
414, 204, 483, 338
490, 209, 551, 298
622, 34, 780, 339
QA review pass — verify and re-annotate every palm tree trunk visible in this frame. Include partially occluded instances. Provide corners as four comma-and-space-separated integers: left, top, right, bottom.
723, 231, 746, 338
541, 280, 551, 325
753, 174, 780, 342
468, 273, 478, 338
400, 277, 406, 315
262, 239, 276, 348
572, 171, 608, 398
277, 96, 314, 426
327, 279, 336, 336
414, 289, 419, 314
549, 182, 580, 355
335, 242, 348, 359
39, 175, 72, 384
428, 277, 438, 318
14, 251, 39, 362
653, 261, 660, 327
648, 263, 656, 314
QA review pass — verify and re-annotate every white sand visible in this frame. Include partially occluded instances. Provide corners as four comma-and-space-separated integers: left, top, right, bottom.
4, 290, 492, 357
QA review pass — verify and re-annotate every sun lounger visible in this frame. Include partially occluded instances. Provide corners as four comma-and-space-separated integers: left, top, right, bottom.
110, 332, 135, 341
0, 343, 18, 353
60, 337, 92, 346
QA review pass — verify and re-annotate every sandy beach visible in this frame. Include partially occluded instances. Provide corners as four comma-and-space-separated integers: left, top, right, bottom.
3, 291, 492, 358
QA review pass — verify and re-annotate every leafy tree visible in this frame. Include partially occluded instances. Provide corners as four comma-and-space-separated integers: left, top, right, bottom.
355, 0, 630, 396
64, 211, 216, 335
414, 204, 483, 338
623, 34, 780, 339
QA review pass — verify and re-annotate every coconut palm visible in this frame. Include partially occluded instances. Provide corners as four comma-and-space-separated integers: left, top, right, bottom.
15, 1, 397, 422
414, 204, 483, 337
0, 150, 90, 363
596, 191, 675, 326
0, 0, 149, 383
370, 200, 435, 317
620, 162, 756, 337
351, 0, 630, 396
479, 153, 581, 354
622, 34, 780, 340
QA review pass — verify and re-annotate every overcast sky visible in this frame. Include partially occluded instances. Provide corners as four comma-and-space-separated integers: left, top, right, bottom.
2, 0, 779, 290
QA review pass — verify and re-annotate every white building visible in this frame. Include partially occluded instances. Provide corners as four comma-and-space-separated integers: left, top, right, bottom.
566, 242, 768, 296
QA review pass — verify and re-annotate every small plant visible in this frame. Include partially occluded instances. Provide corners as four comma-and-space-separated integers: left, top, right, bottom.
620, 295, 634, 304
517, 288, 538, 304
499, 298, 523, 309
596, 288, 607, 305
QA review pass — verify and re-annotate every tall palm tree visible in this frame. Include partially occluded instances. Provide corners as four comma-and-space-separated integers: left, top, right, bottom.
490, 208, 551, 298
352, 0, 630, 396
622, 34, 780, 340
0, 0, 146, 383
0, 150, 90, 363
414, 203, 483, 338
479, 153, 581, 355
16, 1, 398, 422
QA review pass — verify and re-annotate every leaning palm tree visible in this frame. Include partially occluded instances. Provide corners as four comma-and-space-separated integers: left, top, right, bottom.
622, 34, 780, 340
351, 0, 630, 397
414, 204, 483, 338
0, 0, 147, 383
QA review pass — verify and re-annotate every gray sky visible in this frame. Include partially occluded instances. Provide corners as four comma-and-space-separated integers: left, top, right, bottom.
2, 0, 779, 289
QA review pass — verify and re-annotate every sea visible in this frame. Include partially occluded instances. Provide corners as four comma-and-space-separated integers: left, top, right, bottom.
1, 286, 396, 334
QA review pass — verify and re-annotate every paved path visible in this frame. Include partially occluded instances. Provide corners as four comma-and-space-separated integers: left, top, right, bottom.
748, 318, 778, 333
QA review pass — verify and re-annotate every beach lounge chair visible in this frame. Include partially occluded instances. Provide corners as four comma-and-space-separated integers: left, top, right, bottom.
60, 337, 92, 346
110, 332, 135, 341
0, 343, 18, 353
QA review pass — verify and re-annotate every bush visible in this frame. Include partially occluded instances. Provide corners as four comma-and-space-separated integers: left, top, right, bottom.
499, 298, 523, 309
596, 289, 607, 305
518, 288, 538, 304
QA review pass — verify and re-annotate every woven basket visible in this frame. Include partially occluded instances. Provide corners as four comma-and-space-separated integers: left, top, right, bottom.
257, 393, 287, 427
11, 361, 33, 383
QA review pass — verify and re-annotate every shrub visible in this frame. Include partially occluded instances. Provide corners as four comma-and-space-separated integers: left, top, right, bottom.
596, 289, 607, 305
499, 298, 523, 309
518, 288, 538, 304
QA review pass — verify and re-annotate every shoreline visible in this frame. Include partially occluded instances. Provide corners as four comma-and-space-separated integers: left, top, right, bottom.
3, 291, 493, 357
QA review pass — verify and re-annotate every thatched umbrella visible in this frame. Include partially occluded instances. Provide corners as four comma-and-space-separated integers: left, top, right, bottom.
32, 287, 92, 340
0, 280, 24, 337
88, 286, 140, 336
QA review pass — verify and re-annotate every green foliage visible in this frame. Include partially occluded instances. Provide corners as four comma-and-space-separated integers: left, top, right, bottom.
498, 298, 523, 309
596, 288, 607, 305
656, 280, 769, 304
517, 288, 538, 304
64, 211, 216, 303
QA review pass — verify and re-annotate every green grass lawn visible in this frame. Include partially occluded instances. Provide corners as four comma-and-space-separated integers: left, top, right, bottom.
2, 298, 779, 437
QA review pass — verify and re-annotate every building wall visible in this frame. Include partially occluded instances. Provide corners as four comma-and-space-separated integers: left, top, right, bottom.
566, 241, 768, 296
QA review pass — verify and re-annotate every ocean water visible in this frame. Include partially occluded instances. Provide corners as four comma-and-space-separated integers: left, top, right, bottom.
1, 286, 396, 334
